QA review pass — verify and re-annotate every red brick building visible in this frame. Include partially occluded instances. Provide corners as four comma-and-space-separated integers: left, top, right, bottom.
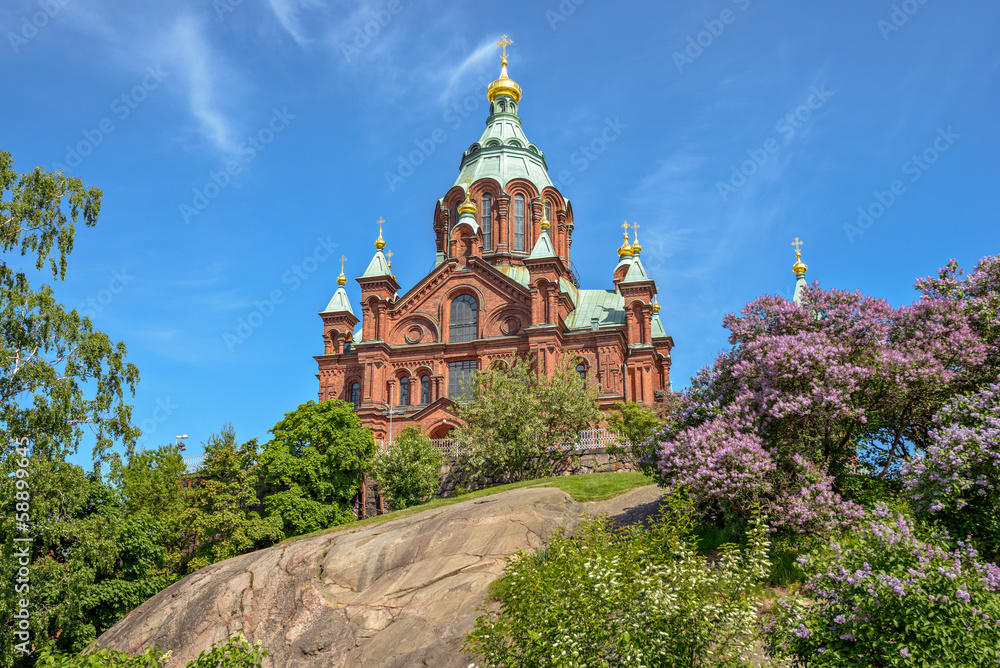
315, 45, 674, 441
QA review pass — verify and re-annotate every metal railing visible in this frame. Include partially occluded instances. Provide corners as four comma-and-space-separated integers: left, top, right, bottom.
377, 428, 621, 456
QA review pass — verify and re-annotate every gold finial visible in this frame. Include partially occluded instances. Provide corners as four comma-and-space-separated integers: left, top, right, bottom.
496, 34, 513, 63
386, 249, 393, 268
375, 216, 386, 249
652, 295, 661, 313
337, 255, 347, 286
487, 34, 522, 103
458, 177, 477, 214
792, 237, 808, 275
617, 220, 633, 258
540, 211, 550, 231
631, 222, 642, 254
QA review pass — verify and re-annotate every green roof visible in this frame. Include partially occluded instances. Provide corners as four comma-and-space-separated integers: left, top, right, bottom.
321, 286, 354, 315
361, 249, 391, 278
651, 312, 667, 338
564, 289, 626, 330
527, 228, 556, 259
452, 102, 553, 193
621, 254, 650, 283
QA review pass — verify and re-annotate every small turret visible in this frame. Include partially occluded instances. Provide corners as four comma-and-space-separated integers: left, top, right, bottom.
792, 236, 808, 305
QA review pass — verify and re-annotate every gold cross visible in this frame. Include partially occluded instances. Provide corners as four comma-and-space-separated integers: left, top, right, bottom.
386, 250, 393, 267
339, 255, 346, 271
621, 220, 630, 233
632, 222, 640, 243
377, 216, 385, 234
496, 34, 513, 60
792, 237, 803, 254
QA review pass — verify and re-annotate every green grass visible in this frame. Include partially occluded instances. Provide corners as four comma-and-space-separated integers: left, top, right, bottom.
281, 471, 655, 545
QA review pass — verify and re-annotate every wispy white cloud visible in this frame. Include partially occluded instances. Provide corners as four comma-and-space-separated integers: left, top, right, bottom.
160, 15, 238, 153
268, 0, 324, 46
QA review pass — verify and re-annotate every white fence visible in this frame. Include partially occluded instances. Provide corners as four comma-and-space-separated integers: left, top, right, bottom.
377, 428, 621, 456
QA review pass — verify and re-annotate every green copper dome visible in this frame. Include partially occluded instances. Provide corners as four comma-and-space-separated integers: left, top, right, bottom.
452, 64, 553, 193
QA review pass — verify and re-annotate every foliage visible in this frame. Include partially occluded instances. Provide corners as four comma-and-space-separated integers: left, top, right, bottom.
371, 427, 442, 511
465, 490, 771, 667
453, 354, 600, 483
605, 401, 663, 475
0, 454, 177, 664
35, 634, 267, 667
179, 425, 283, 573
1, 151, 139, 462
765, 504, 1000, 666
901, 376, 1000, 559
258, 400, 375, 538
652, 257, 998, 535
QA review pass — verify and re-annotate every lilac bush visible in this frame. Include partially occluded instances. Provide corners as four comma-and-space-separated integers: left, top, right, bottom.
901, 376, 1000, 555
765, 504, 1000, 665
652, 256, 998, 535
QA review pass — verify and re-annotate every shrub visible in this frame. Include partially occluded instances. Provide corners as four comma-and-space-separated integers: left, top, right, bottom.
371, 427, 443, 510
901, 376, 1000, 559
764, 504, 1000, 666
465, 491, 771, 667
454, 354, 600, 484
35, 634, 267, 667
605, 401, 663, 475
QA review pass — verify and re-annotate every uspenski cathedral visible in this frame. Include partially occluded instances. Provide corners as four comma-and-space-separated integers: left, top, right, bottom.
315, 37, 674, 441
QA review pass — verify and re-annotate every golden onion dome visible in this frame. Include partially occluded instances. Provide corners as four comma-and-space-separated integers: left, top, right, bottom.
631, 222, 642, 254
487, 58, 522, 103
540, 213, 551, 230
617, 231, 633, 258
487, 36, 521, 103
337, 263, 347, 286
652, 296, 661, 313
375, 216, 386, 250
791, 237, 807, 275
458, 189, 477, 215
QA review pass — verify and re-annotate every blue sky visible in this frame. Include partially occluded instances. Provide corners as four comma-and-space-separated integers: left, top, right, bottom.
2, 0, 998, 465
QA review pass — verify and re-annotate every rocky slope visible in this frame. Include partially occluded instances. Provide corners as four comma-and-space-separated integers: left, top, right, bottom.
97, 485, 665, 667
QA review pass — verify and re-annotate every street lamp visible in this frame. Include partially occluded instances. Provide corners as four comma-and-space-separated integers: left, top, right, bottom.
380, 388, 404, 444
175, 434, 188, 451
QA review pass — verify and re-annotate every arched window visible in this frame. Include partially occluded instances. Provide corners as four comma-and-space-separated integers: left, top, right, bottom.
450, 294, 478, 343
350, 382, 360, 408
399, 377, 409, 406
544, 199, 552, 223
513, 194, 525, 251
420, 375, 430, 404
576, 362, 587, 384
481, 193, 492, 250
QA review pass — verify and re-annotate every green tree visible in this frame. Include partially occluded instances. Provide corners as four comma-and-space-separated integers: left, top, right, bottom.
1, 456, 177, 664
371, 427, 443, 511
606, 400, 664, 475
0, 153, 142, 666
258, 400, 375, 538
453, 354, 600, 483
179, 425, 283, 573
1, 150, 139, 460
